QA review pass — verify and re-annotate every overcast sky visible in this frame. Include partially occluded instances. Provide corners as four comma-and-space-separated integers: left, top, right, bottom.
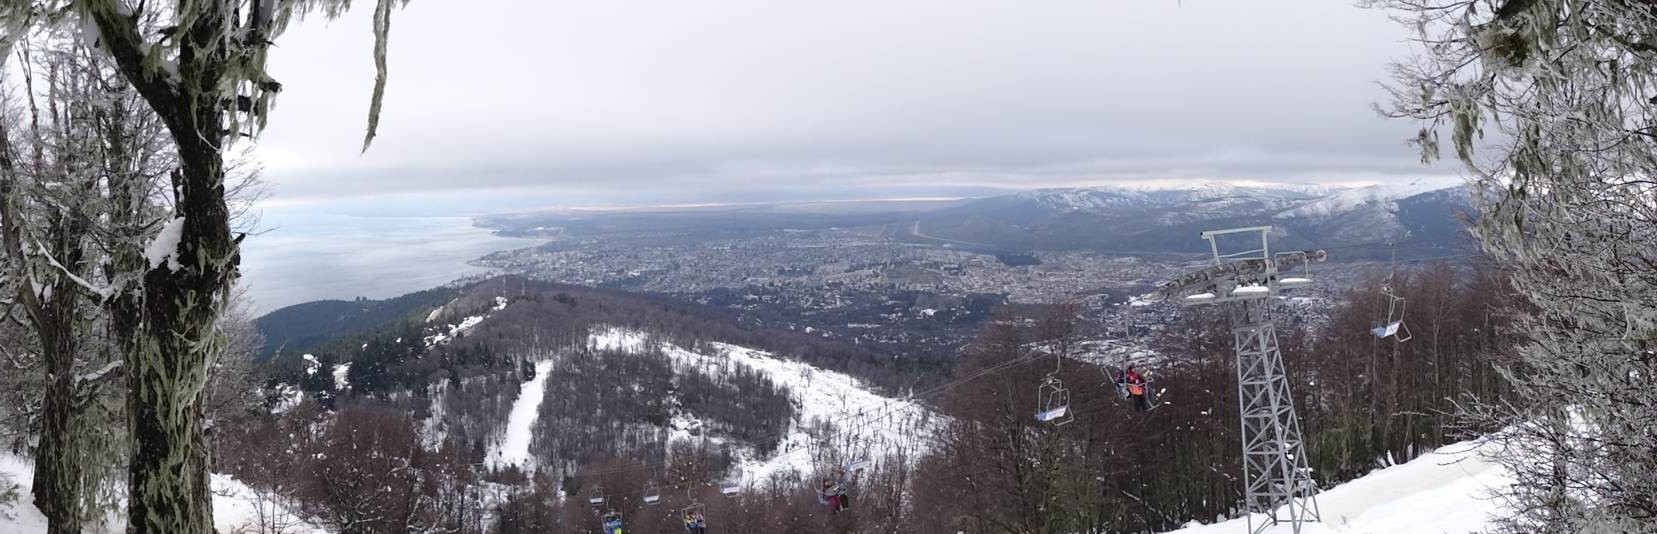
254, 0, 1451, 215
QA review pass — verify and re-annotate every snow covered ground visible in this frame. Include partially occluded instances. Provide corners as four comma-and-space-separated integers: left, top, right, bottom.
1163, 437, 1511, 534
487, 359, 556, 470
0, 454, 327, 533
0, 395, 1515, 534
1072, 338, 1160, 369
424, 296, 510, 347
587, 326, 939, 486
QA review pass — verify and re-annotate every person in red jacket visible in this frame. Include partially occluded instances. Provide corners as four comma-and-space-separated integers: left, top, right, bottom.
1115, 366, 1154, 411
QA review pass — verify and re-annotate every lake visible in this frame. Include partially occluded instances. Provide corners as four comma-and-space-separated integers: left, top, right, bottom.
238, 212, 541, 315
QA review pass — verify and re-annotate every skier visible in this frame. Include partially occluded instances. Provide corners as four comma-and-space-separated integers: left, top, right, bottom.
601, 511, 623, 534
1116, 366, 1154, 411
817, 472, 852, 512
682, 509, 707, 534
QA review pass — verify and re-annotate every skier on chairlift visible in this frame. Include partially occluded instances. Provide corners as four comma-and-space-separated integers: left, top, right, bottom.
817, 471, 851, 512
682, 508, 707, 534
601, 511, 624, 534
1115, 365, 1155, 412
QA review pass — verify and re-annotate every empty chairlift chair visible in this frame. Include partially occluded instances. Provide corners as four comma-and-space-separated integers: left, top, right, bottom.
1372, 285, 1413, 342
643, 480, 661, 506
1035, 375, 1073, 425
719, 477, 741, 496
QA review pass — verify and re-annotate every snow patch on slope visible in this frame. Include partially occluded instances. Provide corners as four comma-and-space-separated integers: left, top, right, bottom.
332, 362, 351, 391
212, 474, 327, 533
488, 360, 556, 470
424, 296, 512, 346
0, 455, 45, 532
587, 326, 939, 485
1162, 437, 1510, 534
420, 383, 450, 450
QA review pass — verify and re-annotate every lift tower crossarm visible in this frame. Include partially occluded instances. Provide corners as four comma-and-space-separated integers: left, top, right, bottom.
1155, 249, 1326, 306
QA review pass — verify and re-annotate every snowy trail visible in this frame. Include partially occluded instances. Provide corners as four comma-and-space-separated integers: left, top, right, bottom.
489, 359, 555, 470
1164, 438, 1510, 534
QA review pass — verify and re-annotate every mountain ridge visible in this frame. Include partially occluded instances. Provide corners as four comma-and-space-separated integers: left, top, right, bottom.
914, 180, 1471, 257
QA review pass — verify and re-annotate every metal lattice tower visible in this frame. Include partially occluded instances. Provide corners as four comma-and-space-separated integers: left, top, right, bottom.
1157, 226, 1323, 534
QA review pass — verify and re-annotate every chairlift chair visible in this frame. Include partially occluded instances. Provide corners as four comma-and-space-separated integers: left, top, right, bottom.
1035, 375, 1073, 425
642, 479, 661, 505
719, 477, 741, 496
586, 487, 606, 507
599, 510, 623, 534
680, 502, 709, 532
844, 458, 871, 472
1372, 286, 1414, 342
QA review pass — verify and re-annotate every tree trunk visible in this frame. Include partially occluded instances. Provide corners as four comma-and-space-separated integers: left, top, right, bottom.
2, 124, 94, 534
78, 2, 238, 532
33, 314, 82, 534
126, 143, 232, 534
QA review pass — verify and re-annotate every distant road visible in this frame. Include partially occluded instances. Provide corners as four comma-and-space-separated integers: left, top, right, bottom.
894, 220, 1000, 250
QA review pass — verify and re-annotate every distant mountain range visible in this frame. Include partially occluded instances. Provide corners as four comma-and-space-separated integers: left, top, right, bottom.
911, 181, 1472, 258
476, 181, 1475, 259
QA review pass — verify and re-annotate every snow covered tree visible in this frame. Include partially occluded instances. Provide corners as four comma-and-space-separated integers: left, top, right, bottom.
0, 1, 411, 532
1370, 0, 1657, 530
0, 34, 167, 534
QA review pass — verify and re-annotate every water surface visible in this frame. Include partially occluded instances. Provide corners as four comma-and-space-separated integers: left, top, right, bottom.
239, 212, 539, 314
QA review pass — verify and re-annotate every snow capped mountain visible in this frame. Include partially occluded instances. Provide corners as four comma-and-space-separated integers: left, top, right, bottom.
919, 181, 1471, 256
1273, 180, 1456, 220
999, 181, 1445, 220
1007, 182, 1324, 215
1010, 185, 1150, 212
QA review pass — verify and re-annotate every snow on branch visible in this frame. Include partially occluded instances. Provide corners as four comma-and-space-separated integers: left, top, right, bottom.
37, 239, 114, 300
77, 360, 123, 385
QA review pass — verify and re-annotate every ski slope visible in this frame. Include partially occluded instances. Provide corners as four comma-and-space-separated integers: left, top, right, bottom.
487, 359, 556, 470
588, 326, 939, 485
1164, 438, 1511, 534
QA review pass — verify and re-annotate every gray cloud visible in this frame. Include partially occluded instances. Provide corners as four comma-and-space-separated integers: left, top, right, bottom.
253, 0, 1448, 212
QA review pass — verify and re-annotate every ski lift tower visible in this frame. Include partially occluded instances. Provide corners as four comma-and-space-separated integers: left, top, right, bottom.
1156, 226, 1324, 534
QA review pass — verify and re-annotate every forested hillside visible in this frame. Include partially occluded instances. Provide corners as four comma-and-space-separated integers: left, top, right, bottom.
254, 287, 461, 360
220, 275, 943, 532
211, 261, 1525, 533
